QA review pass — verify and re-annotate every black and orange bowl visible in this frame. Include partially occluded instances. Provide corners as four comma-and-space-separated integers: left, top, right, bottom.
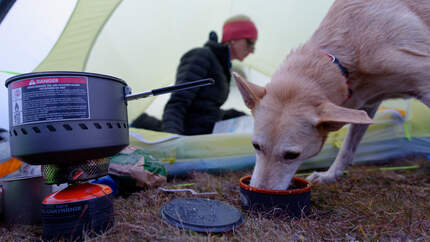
239, 175, 312, 217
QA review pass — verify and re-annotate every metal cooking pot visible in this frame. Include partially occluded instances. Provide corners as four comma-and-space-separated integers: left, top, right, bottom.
5, 71, 213, 165
0, 175, 52, 225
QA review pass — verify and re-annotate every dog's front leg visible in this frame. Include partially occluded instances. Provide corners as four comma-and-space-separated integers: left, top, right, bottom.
307, 103, 380, 184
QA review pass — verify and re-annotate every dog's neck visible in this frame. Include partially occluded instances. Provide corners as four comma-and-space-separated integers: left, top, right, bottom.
313, 43, 360, 106
275, 45, 353, 106
304, 3, 362, 104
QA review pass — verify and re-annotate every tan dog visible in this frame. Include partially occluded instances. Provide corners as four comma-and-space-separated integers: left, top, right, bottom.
234, 0, 430, 190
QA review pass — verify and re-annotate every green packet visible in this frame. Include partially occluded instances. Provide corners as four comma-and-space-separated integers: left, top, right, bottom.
108, 146, 167, 188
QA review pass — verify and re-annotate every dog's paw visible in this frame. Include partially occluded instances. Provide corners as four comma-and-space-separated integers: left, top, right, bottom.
306, 171, 338, 184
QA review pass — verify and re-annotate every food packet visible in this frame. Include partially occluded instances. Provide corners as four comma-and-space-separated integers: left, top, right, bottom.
108, 146, 167, 188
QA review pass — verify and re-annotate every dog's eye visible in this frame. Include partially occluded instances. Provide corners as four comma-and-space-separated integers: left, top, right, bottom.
283, 152, 300, 160
252, 143, 261, 151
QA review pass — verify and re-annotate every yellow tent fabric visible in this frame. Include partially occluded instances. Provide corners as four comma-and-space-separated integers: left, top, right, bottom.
34, 0, 122, 72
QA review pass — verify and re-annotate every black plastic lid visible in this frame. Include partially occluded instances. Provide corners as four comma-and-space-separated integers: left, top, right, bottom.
160, 198, 244, 233
5, 71, 127, 87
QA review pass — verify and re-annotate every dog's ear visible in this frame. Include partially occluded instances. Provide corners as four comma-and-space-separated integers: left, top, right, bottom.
315, 102, 374, 131
233, 72, 266, 109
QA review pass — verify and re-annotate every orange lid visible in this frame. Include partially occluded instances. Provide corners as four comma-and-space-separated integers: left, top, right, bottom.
0, 157, 22, 178
43, 183, 112, 204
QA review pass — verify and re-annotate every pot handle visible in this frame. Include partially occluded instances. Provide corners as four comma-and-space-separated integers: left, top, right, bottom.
125, 78, 214, 101
0, 184, 3, 215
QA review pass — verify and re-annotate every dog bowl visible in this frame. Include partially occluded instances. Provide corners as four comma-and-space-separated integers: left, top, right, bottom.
239, 175, 311, 217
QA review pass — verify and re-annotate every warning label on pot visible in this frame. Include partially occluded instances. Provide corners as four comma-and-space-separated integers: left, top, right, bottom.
11, 76, 90, 126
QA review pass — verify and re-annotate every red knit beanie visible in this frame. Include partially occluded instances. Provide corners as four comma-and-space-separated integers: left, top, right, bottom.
221, 19, 258, 43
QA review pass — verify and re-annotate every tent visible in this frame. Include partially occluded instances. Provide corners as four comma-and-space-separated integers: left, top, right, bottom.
1, 0, 334, 126
1, 0, 430, 177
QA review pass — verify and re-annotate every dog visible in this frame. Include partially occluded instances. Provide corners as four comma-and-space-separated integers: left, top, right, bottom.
233, 0, 430, 190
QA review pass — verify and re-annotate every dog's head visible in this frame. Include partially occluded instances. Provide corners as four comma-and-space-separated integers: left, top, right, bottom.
233, 72, 373, 190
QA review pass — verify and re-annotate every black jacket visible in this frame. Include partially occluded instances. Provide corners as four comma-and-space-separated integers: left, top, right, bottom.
161, 32, 244, 135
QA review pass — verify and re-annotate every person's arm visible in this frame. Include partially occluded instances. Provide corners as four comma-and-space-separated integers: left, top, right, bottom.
162, 49, 211, 134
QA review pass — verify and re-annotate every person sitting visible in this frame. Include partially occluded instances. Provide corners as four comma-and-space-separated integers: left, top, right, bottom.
131, 14, 258, 135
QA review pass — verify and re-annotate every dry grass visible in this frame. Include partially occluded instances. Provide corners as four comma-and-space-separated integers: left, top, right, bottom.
1, 158, 430, 241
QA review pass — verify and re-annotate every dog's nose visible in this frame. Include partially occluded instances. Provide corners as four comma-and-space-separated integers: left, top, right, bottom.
283, 151, 300, 160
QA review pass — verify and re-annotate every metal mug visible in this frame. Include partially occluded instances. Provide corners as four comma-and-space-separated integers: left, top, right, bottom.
0, 175, 52, 225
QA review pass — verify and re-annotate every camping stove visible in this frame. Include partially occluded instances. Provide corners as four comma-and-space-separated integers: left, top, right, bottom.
40, 158, 114, 240
5, 72, 214, 240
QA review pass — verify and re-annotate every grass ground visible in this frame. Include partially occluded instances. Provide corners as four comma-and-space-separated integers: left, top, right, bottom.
1, 157, 429, 241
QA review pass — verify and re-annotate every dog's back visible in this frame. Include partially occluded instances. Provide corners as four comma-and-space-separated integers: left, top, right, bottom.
304, 0, 430, 108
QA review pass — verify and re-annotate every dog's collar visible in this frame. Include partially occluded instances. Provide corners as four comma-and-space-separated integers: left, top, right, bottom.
326, 53, 352, 101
